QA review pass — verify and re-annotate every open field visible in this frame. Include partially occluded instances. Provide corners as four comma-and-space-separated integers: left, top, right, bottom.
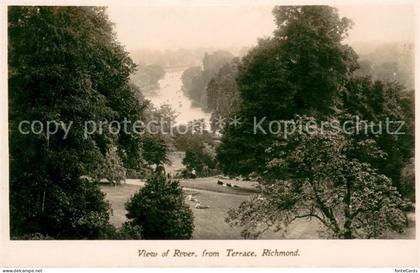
101, 177, 415, 239
101, 182, 323, 239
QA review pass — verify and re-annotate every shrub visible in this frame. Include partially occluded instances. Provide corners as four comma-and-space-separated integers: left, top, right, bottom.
116, 222, 142, 240
125, 174, 194, 239
182, 144, 217, 177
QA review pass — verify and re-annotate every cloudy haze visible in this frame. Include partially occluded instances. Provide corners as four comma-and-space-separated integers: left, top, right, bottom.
107, 4, 415, 52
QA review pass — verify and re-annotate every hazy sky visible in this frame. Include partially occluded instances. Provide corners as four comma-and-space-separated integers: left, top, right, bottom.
107, 4, 415, 52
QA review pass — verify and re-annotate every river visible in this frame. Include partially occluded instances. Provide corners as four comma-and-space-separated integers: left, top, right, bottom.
144, 69, 210, 125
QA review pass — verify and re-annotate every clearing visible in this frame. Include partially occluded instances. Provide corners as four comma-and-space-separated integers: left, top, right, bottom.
100, 177, 415, 239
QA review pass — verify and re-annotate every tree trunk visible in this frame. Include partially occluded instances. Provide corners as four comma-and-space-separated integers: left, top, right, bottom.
343, 179, 352, 239
344, 217, 352, 239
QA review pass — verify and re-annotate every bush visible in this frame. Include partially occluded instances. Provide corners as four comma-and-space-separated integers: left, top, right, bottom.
116, 222, 142, 240
125, 174, 194, 239
182, 143, 217, 177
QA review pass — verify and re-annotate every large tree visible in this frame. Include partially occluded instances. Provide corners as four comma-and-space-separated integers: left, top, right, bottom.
8, 7, 147, 238
227, 116, 407, 239
219, 5, 414, 238
217, 6, 358, 176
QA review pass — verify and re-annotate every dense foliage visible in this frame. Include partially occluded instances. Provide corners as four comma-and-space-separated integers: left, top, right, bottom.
131, 64, 165, 93
172, 121, 217, 177
182, 143, 217, 178
125, 174, 194, 239
141, 135, 169, 167
8, 7, 149, 239
206, 58, 241, 132
342, 78, 414, 195
219, 6, 414, 239
227, 116, 407, 239
181, 50, 233, 109
217, 6, 358, 176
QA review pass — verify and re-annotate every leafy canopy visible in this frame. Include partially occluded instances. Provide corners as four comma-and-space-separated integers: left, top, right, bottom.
8, 6, 148, 238
125, 174, 194, 239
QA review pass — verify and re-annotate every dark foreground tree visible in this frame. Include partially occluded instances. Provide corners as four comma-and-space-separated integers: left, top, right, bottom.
125, 174, 194, 239
227, 117, 407, 239
8, 7, 147, 238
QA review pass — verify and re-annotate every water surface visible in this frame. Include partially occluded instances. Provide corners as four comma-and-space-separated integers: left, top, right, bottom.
145, 69, 210, 125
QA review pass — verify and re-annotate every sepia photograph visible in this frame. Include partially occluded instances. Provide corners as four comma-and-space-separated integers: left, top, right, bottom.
0, 0, 419, 269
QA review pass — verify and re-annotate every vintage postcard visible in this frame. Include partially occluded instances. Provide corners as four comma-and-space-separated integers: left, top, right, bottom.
0, 0, 419, 268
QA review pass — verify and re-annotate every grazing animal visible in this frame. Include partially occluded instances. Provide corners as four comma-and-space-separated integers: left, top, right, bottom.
194, 202, 209, 209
